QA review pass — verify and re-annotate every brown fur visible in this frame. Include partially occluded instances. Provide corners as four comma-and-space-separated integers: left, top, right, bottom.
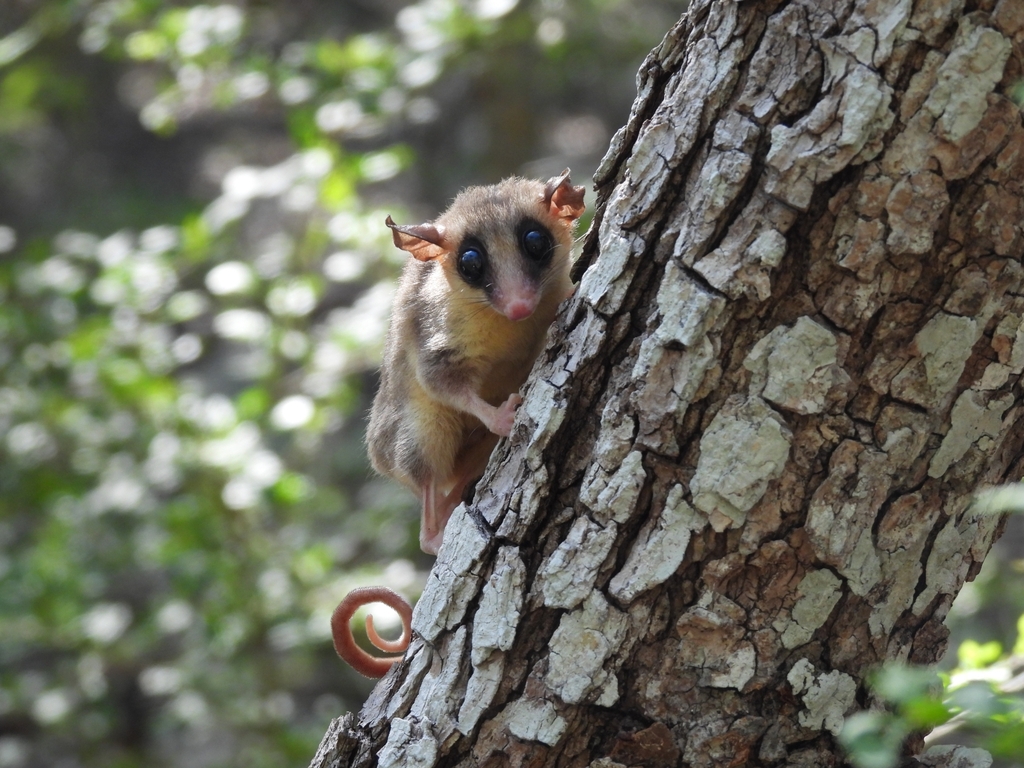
366, 171, 585, 554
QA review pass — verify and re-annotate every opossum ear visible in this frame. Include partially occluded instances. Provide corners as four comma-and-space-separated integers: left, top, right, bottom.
386, 216, 448, 262
543, 169, 586, 222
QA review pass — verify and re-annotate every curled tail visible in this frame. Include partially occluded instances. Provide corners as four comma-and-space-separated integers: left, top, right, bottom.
331, 586, 413, 678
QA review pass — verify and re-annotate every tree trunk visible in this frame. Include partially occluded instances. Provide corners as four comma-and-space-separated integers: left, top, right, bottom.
311, 1, 1024, 766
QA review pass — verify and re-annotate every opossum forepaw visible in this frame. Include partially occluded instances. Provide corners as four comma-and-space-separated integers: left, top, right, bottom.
491, 393, 523, 437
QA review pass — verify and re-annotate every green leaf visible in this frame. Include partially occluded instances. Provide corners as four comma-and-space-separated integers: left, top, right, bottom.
180, 213, 211, 260
125, 30, 169, 60
958, 639, 1003, 670
271, 473, 314, 505
987, 721, 1024, 757
870, 665, 941, 704
319, 168, 356, 209
1014, 612, 1024, 657
901, 697, 951, 729
839, 712, 905, 768
314, 39, 348, 74
286, 107, 320, 147
947, 682, 1002, 718
293, 545, 331, 584
236, 387, 270, 420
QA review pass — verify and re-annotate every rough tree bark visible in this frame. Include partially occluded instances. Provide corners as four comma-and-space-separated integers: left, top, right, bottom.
311, 1, 1024, 766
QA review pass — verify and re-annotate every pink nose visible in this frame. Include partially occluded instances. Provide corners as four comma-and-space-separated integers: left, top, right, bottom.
504, 300, 535, 321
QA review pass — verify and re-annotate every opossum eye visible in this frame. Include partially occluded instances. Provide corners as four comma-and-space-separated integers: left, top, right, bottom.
457, 246, 486, 284
521, 228, 552, 261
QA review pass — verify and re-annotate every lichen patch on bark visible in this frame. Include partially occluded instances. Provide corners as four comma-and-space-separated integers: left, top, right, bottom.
690, 395, 792, 529
787, 659, 857, 736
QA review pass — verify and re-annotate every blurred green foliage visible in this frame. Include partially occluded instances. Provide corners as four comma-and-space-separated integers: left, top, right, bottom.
0, 0, 676, 766
842, 485, 1024, 768
842, 651, 1024, 768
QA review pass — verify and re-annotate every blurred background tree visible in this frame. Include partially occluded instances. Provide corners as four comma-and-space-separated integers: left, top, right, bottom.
0, 1, 681, 766
2, 1, 1023, 768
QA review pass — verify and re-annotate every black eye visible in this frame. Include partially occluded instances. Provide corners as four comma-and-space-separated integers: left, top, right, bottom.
457, 246, 485, 284
522, 228, 552, 260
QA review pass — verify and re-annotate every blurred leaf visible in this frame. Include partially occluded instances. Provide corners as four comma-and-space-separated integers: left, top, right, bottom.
840, 711, 906, 768
987, 720, 1024, 758
870, 665, 941, 705
1014, 613, 1024, 657
0, 25, 43, 67
272, 473, 315, 506
947, 682, 1003, 718
901, 697, 951, 729
958, 639, 1003, 670
180, 213, 212, 260
320, 168, 356, 209
236, 387, 270, 420
125, 29, 170, 60
974, 483, 1024, 515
